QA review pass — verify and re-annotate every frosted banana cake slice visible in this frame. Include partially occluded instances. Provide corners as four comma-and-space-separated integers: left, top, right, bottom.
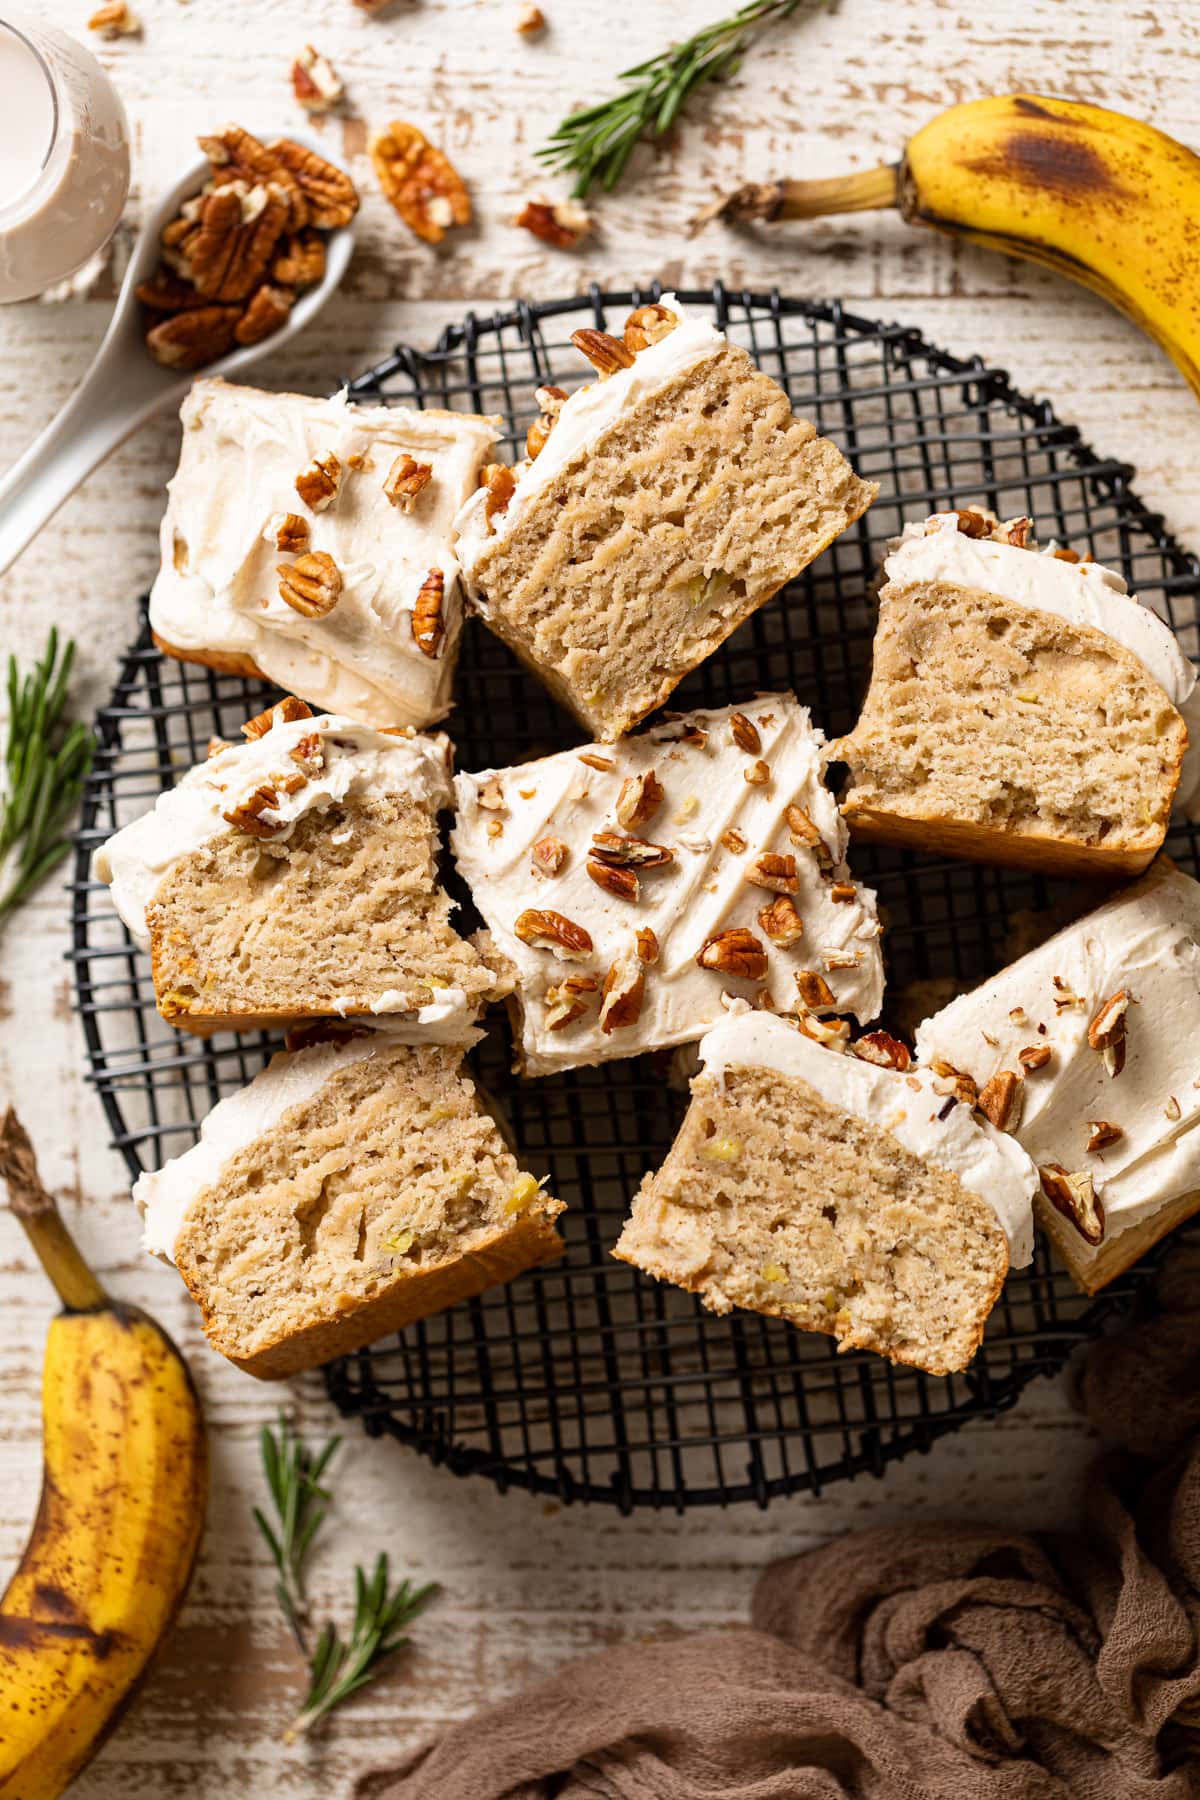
451, 693, 884, 1076
133, 1023, 565, 1379
150, 378, 498, 729
453, 295, 876, 741
915, 857, 1200, 1292
93, 698, 502, 1035
836, 509, 1194, 876
614, 1010, 1037, 1376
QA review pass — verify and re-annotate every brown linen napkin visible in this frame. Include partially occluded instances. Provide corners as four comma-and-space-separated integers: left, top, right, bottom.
358, 1249, 1200, 1799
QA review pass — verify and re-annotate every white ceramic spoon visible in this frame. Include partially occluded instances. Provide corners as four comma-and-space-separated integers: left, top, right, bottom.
0, 133, 356, 576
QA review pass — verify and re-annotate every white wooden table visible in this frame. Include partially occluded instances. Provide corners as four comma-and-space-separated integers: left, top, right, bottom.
2, 1, 1198, 1791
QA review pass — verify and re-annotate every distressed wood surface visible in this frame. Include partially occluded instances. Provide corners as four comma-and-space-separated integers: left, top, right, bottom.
2, 0, 1198, 1792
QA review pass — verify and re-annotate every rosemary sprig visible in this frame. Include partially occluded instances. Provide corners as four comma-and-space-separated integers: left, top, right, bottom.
0, 629, 94, 921
253, 1416, 341, 1652
284, 1554, 439, 1743
537, 0, 824, 197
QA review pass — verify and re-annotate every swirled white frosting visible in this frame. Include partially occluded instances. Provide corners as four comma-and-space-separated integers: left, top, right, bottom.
698, 1010, 1037, 1263
451, 694, 884, 1076
92, 711, 452, 946
150, 379, 498, 728
454, 294, 724, 598
914, 860, 1200, 1253
886, 515, 1200, 809
134, 1023, 481, 1261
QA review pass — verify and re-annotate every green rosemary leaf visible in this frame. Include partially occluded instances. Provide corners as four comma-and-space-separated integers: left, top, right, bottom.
0, 631, 94, 922
283, 1556, 440, 1742
537, 0, 824, 197
254, 1416, 341, 1653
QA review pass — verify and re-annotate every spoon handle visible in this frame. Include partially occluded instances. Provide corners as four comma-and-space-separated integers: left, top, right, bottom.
0, 323, 184, 577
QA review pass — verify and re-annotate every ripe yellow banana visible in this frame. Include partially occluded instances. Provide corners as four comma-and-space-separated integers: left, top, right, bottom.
701, 94, 1200, 399
0, 1110, 208, 1800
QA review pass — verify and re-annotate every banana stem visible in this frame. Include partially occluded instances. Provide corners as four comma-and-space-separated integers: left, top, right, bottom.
0, 1106, 108, 1313
692, 162, 900, 231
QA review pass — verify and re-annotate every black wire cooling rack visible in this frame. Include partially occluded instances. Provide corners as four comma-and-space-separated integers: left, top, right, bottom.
70, 286, 1200, 1511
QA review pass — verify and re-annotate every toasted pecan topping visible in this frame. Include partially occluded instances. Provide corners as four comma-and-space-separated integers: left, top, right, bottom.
482, 462, 516, 528
371, 120, 470, 243
977, 1070, 1022, 1133
1018, 1043, 1052, 1072
599, 954, 645, 1033
624, 303, 678, 353
1085, 1120, 1123, 1152
514, 909, 593, 957
757, 895, 804, 948
531, 836, 568, 878
275, 512, 310, 553
1040, 1164, 1104, 1245
697, 928, 767, 980
295, 452, 341, 512
587, 860, 639, 902
590, 831, 673, 869
384, 454, 434, 510
728, 711, 761, 754
544, 973, 597, 1031
795, 969, 836, 1010
570, 327, 634, 376
721, 827, 748, 855
744, 852, 798, 894
277, 551, 342, 618
616, 769, 664, 830
784, 803, 832, 865
635, 927, 660, 964
241, 696, 313, 740
412, 569, 446, 659
852, 1031, 911, 1072
743, 759, 771, 786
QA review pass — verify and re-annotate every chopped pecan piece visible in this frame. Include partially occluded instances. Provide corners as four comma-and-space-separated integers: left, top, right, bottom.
290, 44, 344, 114
275, 513, 310, 554
994, 515, 1032, 548
624, 303, 678, 352
721, 827, 747, 855
234, 282, 294, 345
476, 776, 507, 812
525, 386, 568, 460
222, 782, 282, 837
531, 836, 568, 878
744, 759, 770, 786
1086, 1120, 1124, 1152
412, 569, 446, 659
514, 196, 593, 249
599, 954, 645, 1034
277, 551, 343, 618
370, 120, 470, 243
88, 1, 140, 35
852, 1031, 911, 1072
383, 454, 434, 510
929, 1057, 979, 1109
544, 973, 598, 1031
784, 804, 832, 865
587, 860, 639, 902
577, 752, 615, 772
514, 909, 593, 957
616, 769, 664, 829
795, 1011, 851, 1051
830, 882, 857, 904
482, 462, 516, 528
271, 229, 326, 289
242, 696, 313, 740
1088, 989, 1130, 1078
269, 137, 360, 229
515, 2, 546, 32
206, 736, 232, 759
951, 508, 993, 539
744, 852, 798, 894
590, 831, 673, 869
795, 969, 836, 1010
295, 452, 341, 512
728, 711, 761, 754
635, 928, 659, 964
1018, 1043, 1052, 1071
188, 181, 290, 304
570, 328, 634, 376
1040, 1164, 1104, 1245
977, 1070, 1022, 1133
145, 306, 241, 370
290, 732, 325, 778
758, 895, 804, 948
697, 928, 768, 981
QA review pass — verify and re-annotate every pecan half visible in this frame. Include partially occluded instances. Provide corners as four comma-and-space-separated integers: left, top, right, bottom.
852, 1031, 911, 1072
599, 953, 645, 1034
269, 137, 360, 229
784, 803, 833, 866
384, 454, 433, 510
616, 769, 664, 829
1088, 989, 1130, 1078
188, 181, 290, 303
234, 282, 294, 344
370, 120, 470, 243
570, 328, 634, 376
624, 303, 678, 352
591, 831, 673, 869
277, 551, 342, 618
744, 852, 798, 894
795, 969, 836, 1010
271, 229, 326, 289
412, 569, 446, 659
242, 695, 313, 740
1018, 1044, 1052, 1072
482, 462, 516, 528
544, 973, 598, 1031
1040, 1164, 1104, 1245
145, 305, 241, 369
728, 711, 761, 754
275, 513, 310, 553
514, 197, 593, 250
531, 836, 568, 878
514, 909, 593, 957
697, 928, 768, 981
635, 928, 660, 964
295, 452, 341, 512
587, 860, 639, 901
1086, 1120, 1124, 1152
977, 1070, 1022, 1133
758, 894, 805, 948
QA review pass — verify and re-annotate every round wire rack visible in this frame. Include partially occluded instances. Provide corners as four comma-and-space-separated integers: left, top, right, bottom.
70, 286, 1200, 1511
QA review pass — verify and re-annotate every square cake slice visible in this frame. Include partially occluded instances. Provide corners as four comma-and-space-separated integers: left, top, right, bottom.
453, 296, 876, 740
150, 378, 499, 729
836, 509, 1193, 877
451, 694, 884, 1076
615, 1011, 1037, 1376
914, 857, 1200, 1292
133, 1024, 565, 1378
93, 699, 503, 1035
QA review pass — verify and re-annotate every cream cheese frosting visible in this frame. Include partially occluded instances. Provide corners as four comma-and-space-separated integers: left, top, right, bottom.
451, 694, 884, 1076
887, 513, 1200, 809
150, 379, 498, 728
453, 294, 724, 599
92, 711, 452, 947
698, 1010, 1037, 1263
134, 1024, 481, 1261
914, 860, 1200, 1255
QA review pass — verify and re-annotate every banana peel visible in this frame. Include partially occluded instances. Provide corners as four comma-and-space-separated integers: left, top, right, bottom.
0, 1109, 208, 1800
697, 94, 1200, 399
